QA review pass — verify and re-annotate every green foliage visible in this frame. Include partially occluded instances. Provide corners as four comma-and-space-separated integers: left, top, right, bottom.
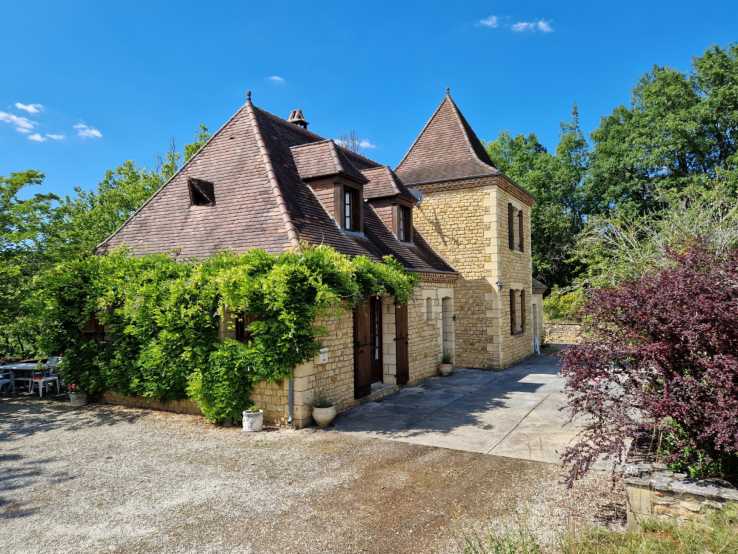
464, 504, 738, 554
35, 246, 416, 424
542, 286, 584, 322
487, 107, 587, 288
187, 340, 256, 424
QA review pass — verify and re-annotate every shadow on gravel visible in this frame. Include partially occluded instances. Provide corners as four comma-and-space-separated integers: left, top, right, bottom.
0, 396, 144, 443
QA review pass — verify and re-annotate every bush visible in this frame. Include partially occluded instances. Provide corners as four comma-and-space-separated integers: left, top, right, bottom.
561, 244, 738, 484
542, 286, 584, 322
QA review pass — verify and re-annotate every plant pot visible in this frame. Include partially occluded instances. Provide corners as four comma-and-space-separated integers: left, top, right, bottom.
439, 363, 454, 376
242, 409, 263, 432
312, 405, 337, 428
68, 392, 87, 407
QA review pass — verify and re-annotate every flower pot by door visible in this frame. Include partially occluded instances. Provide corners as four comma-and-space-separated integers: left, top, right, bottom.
312, 405, 337, 427
439, 363, 453, 376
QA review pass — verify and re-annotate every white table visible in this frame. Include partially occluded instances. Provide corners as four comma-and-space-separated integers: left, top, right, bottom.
0, 362, 60, 397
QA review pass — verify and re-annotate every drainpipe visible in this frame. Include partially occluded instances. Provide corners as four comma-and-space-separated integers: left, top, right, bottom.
287, 377, 294, 426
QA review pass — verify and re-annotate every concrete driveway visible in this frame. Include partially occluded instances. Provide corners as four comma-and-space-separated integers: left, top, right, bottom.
333, 351, 581, 464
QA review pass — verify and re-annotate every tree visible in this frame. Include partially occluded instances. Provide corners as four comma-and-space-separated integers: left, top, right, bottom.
487, 107, 588, 287
585, 44, 738, 218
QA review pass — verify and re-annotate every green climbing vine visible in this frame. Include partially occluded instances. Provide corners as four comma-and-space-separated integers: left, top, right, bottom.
33, 245, 417, 424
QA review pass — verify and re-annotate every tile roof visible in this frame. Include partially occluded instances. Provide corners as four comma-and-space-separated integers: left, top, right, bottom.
361, 166, 415, 201
532, 278, 548, 294
98, 98, 456, 276
290, 140, 368, 184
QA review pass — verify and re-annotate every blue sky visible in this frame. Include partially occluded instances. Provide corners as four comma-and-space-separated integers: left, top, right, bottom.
2, 1, 736, 198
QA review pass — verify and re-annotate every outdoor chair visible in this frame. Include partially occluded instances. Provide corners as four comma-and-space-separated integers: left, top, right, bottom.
0, 371, 12, 394
30, 371, 60, 398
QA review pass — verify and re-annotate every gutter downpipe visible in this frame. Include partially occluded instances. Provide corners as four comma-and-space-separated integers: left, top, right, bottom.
288, 377, 294, 426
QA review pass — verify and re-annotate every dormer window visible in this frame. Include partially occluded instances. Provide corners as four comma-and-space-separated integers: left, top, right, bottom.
397, 205, 412, 242
189, 178, 215, 206
343, 186, 361, 231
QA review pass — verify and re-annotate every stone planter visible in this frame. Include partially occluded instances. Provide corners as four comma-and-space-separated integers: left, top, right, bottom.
439, 363, 453, 376
624, 462, 738, 527
68, 392, 87, 407
312, 405, 337, 428
242, 409, 263, 432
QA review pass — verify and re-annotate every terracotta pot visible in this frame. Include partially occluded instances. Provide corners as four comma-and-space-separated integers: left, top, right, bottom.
242, 409, 263, 432
312, 405, 337, 427
68, 392, 87, 407
439, 363, 454, 376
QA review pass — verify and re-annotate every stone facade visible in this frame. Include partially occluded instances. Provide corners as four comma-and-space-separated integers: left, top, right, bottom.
544, 322, 582, 345
624, 463, 738, 527
413, 178, 533, 368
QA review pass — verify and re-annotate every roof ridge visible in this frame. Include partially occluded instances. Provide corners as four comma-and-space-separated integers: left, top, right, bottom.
247, 102, 301, 250
96, 103, 251, 252
396, 94, 448, 171
253, 105, 381, 167
444, 94, 498, 174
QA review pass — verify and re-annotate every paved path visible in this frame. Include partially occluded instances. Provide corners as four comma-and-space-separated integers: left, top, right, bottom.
333, 352, 581, 464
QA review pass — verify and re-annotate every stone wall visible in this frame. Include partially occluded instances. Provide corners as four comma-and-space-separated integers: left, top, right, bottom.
492, 186, 533, 367
413, 181, 498, 368
544, 322, 582, 345
100, 392, 202, 416
408, 281, 454, 382
413, 178, 534, 368
624, 463, 738, 527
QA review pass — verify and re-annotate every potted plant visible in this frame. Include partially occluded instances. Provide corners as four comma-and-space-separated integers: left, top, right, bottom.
242, 405, 263, 432
439, 353, 453, 376
312, 392, 336, 428
67, 383, 88, 407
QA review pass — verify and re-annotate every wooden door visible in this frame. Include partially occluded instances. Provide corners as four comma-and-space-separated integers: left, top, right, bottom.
354, 301, 372, 399
395, 303, 409, 385
370, 297, 383, 383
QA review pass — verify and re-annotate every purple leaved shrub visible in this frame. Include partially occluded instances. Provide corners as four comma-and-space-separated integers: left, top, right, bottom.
561, 244, 738, 485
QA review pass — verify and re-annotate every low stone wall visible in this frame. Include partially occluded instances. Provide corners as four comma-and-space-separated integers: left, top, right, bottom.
624, 462, 738, 526
544, 322, 581, 344
100, 391, 202, 416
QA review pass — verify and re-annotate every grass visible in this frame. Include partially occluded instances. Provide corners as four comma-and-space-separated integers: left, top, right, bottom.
464, 504, 738, 554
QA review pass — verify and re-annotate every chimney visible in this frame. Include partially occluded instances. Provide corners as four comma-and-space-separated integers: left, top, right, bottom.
287, 109, 309, 129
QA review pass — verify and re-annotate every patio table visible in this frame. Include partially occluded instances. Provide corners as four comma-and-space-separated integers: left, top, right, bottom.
0, 363, 45, 395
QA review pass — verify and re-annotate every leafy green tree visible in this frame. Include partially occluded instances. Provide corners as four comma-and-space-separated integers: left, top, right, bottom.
586, 44, 738, 218
487, 107, 588, 287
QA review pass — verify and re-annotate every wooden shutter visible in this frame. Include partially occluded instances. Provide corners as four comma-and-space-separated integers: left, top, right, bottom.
508, 203, 515, 249
520, 290, 526, 333
509, 289, 516, 334
518, 210, 524, 252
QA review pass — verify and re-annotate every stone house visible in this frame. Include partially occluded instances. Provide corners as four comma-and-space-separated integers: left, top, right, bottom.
98, 91, 542, 427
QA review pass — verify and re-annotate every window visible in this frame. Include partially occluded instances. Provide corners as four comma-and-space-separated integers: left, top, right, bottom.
343, 187, 361, 231
234, 312, 256, 343
509, 289, 525, 335
518, 210, 524, 252
188, 178, 215, 206
508, 203, 514, 249
397, 205, 412, 242
426, 297, 433, 321
508, 203, 524, 252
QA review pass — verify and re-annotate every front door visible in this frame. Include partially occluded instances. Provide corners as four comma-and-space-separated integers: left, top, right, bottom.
354, 298, 383, 399
395, 303, 409, 385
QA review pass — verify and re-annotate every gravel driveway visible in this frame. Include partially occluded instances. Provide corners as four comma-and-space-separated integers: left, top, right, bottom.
1, 397, 621, 553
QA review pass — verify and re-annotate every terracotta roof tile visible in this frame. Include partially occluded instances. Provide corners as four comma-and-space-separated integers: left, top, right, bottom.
290, 140, 367, 184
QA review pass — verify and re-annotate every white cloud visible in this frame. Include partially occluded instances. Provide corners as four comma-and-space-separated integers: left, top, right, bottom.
478, 15, 499, 28
0, 111, 36, 133
28, 133, 46, 142
15, 102, 43, 114
267, 75, 286, 84
359, 139, 376, 149
511, 19, 553, 33
74, 123, 103, 139
45, 133, 65, 141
